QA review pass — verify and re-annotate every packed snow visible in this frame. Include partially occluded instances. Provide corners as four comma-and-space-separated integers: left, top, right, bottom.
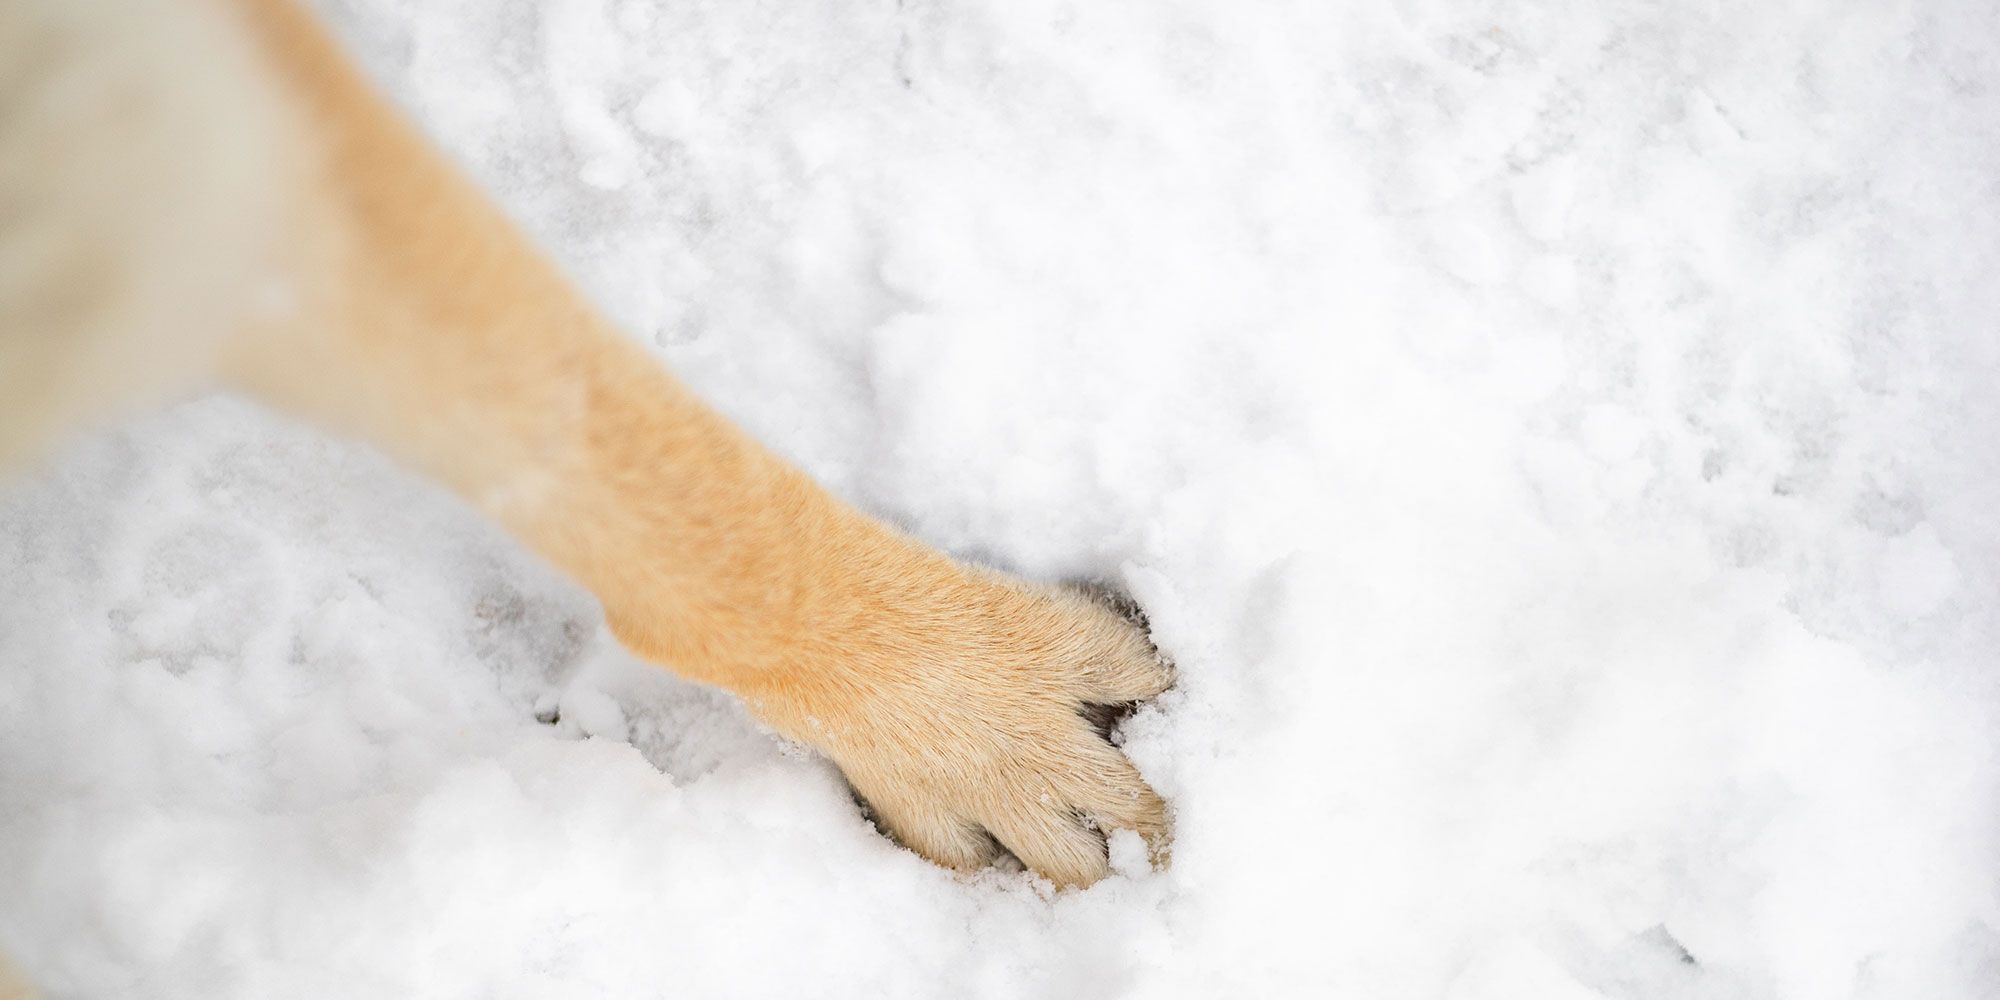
6, 0, 2000, 996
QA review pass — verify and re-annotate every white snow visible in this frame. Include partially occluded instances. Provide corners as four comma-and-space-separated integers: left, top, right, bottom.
6, 0, 2000, 996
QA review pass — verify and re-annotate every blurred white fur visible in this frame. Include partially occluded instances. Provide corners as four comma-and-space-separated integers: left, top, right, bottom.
0, 0, 290, 466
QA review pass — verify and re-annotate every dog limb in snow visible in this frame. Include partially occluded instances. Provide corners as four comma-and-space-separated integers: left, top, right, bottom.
0, 0, 1171, 916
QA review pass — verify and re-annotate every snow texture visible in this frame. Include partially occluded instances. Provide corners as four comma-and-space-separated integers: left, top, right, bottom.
6, 0, 2000, 996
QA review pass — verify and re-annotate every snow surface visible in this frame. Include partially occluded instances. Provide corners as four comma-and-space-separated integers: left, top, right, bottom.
6, 0, 2000, 996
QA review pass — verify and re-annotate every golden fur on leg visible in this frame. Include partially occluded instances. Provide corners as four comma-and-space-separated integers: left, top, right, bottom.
0, 10, 1170, 979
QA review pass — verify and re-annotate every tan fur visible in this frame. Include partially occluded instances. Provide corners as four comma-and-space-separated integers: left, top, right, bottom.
1, 3, 1169, 974
0, 950, 31, 1000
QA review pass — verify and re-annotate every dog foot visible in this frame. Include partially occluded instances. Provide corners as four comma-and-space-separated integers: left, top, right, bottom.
745, 573, 1172, 887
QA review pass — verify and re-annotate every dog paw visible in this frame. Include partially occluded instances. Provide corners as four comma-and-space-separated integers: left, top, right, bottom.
745, 573, 1172, 887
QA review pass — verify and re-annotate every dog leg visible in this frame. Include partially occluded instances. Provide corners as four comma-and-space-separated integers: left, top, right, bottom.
215, 0, 1170, 885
